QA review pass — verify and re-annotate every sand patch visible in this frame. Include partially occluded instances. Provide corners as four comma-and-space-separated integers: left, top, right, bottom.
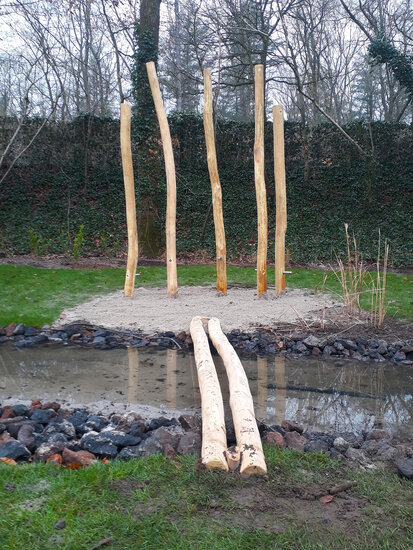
53, 286, 337, 334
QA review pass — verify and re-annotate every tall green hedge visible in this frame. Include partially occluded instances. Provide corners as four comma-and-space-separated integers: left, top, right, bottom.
0, 115, 412, 266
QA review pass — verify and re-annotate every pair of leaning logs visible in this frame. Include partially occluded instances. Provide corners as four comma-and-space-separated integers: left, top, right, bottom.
189, 316, 267, 475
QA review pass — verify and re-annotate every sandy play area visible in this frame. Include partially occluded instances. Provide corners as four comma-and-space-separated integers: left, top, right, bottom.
53, 286, 337, 333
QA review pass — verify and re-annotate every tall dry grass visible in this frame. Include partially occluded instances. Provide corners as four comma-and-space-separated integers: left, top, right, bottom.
332, 225, 389, 329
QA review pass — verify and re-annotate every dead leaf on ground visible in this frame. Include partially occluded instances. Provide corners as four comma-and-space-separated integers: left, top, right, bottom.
0, 457, 17, 466
319, 495, 334, 504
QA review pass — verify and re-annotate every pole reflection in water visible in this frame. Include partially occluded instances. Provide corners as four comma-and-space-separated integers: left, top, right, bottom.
166, 349, 177, 408
127, 347, 139, 404
0, 345, 412, 437
189, 353, 200, 404
274, 355, 286, 422
257, 356, 267, 419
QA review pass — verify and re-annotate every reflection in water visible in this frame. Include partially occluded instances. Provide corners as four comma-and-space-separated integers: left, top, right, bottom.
166, 349, 177, 409
127, 347, 139, 403
0, 345, 412, 438
256, 356, 267, 419
274, 356, 286, 421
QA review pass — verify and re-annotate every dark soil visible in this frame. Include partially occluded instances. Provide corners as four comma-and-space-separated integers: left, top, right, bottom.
267, 305, 413, 342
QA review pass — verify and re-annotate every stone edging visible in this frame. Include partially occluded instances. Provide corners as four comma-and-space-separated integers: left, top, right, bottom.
0, 400, 412, 480
1, 322, 412, 365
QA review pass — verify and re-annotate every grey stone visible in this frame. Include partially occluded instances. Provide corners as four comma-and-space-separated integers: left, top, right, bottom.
24, 326, 37, 337
29, 409, 57, 423
98, 429, 141, 447
33, 334, 48, 344
329, 448, 345, 461
284, 431, 306, 451
303, 335, 320, 348
93, 336, 106, 345
334, 341, 345, 351
44, 420, 76, 440
152, 426, 184, 451
396, 458, 413, 480
393, 352, 406, 362
304, 438, 330, 453
366, 429, 391, 441
376, 343, 388, 355
345, 447, 370, 466
177, 431, 201, 455
47, 433, 68, 444
54, 520, 66, 530
67, 410, 89, 429
12, 404, 29, 417
12, 323, 25, 336
34, 442, 65, 462
137, 436, 163, 457
17, 424, 36, 452
333, 437, 350, 453
0, 440, 31, 460
323, 345, 336, 357
148, 417, 178, 431
85, 415, 109, 432
295, 342, 307, 353
80, 432, 118, 457
179, 414, 202, 433
0, 423, 5, 434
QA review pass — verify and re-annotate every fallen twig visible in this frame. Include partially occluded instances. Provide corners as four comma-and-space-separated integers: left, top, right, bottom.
329, 481, 357, 495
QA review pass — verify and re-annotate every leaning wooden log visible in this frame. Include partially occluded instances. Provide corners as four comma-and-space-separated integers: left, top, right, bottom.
146, 61, 178, 298
208, 317, 267, 475
189, 316, 228, 471
120, 103, 138, 297
203, 69, 227, 295
254, 64, 268, 298
273, 105, 287, 294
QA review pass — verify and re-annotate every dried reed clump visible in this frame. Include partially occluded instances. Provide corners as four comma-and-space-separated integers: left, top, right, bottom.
332, 224, 389, 329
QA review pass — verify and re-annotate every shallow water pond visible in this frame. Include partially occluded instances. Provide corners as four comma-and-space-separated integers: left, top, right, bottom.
0, 345, 412, 438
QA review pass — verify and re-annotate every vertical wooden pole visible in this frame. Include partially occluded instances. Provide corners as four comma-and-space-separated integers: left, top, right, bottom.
273, 105, 287, 294
121, 103, 138, 297
254, 65, 267, 297
146, 61, 178, 298
203, 70, 227, 295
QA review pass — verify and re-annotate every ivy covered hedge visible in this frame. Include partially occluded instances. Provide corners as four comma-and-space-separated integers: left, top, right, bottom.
0, 115, 412, 266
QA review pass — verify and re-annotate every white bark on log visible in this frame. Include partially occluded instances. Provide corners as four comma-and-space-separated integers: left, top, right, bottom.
189, 316, 228, 471
208, 317, 267, 475
146, 61, 178, 298
120, 103, 138, 297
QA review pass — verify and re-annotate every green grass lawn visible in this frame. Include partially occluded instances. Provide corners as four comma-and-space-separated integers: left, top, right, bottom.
0, 264, 411, 326
0, 448, 412, 550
